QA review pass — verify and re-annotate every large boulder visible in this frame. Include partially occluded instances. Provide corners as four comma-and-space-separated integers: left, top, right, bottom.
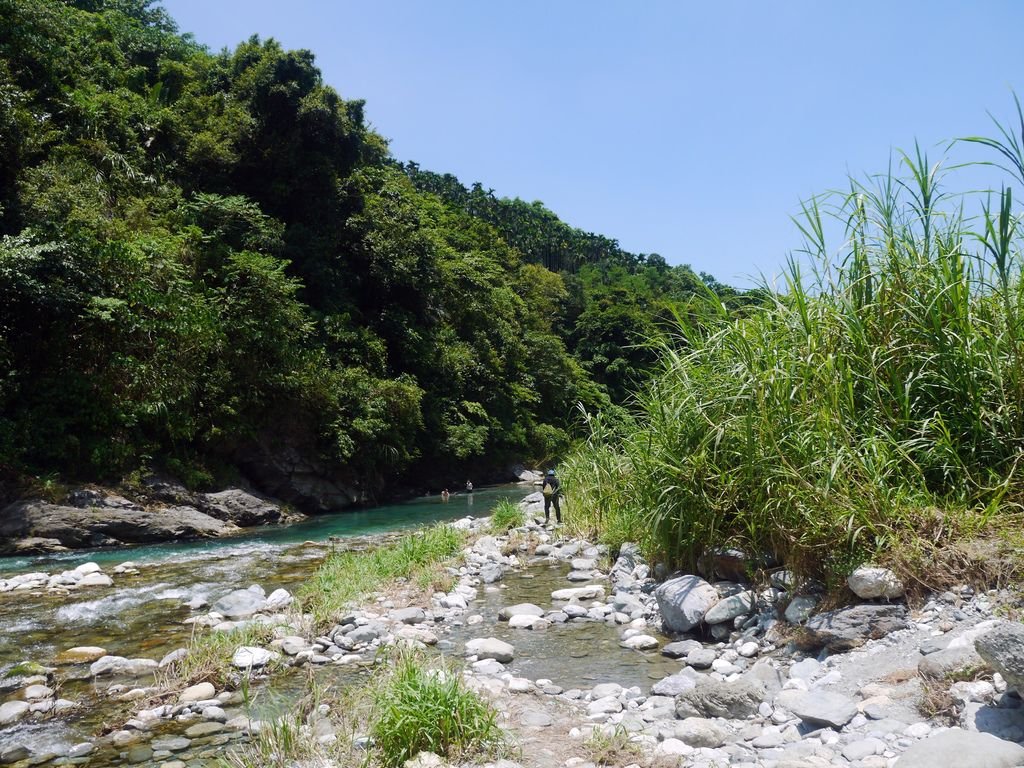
655, 575, 719, 634
776, 689, 858, 728
0, 500, 234, 553
847, 566, 905, 599
674, 675, 765, 719
510, 465, 543, 484
975, 622, 1024, 694
212, 587, 267, 620
894, 728, 1024, 768
520, 491, 544, 518
197, 489, 283, 526
800, 604, 910, 651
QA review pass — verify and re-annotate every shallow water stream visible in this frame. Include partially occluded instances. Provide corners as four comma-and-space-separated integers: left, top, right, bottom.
448, 565, 679, 691
0, 486, 678, 764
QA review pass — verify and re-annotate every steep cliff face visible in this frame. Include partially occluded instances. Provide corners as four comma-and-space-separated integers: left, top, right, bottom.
235, 431, 363, 513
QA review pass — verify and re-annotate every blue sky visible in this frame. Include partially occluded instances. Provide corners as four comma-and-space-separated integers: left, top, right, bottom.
162, 1, 1023, 287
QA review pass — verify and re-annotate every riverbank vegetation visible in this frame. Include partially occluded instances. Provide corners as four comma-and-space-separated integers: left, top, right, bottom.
300, 525, 464, 630
168, 622, 284, 688
0, 0, 752, 506
564, 100, 1024, 590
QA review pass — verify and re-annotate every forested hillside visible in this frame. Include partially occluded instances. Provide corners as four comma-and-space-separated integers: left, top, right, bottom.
0, 0, 746, 506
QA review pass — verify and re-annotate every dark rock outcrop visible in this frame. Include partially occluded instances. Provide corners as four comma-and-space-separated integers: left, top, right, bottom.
0, 500, 235, 554
197, 489, 283, 526
237, 436, 360, 512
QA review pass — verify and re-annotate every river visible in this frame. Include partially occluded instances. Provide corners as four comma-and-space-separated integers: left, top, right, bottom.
0, 487, 529, 662
0, 484, 682, 764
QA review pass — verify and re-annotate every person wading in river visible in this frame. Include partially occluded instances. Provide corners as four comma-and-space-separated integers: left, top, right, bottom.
542, 469, 562, 526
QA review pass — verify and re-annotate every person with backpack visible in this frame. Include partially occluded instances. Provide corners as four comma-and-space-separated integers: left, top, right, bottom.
541, 469, 562, 526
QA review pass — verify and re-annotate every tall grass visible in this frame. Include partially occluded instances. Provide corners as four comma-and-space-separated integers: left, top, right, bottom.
300, 525, 464, 630
563, 101, 1024, 588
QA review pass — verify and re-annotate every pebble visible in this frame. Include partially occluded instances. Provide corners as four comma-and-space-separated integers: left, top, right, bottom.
737, 641, 759, 658
231, 646, 279, 668
620, 634, 659, 650
507, 677, 532, 693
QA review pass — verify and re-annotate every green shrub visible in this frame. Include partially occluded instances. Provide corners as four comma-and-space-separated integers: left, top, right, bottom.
582, 724, 642, 766
369, 649, 504, 767
489, 498, 525, 533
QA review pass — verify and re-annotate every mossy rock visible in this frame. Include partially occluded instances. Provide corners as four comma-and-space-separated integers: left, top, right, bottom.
6, 661, 54, 677
0, 661, 56, 692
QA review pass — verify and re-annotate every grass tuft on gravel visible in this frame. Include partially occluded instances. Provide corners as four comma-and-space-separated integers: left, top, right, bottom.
489, 498, 525, 533
368, 648, 505, 767
165, 622, 284, 689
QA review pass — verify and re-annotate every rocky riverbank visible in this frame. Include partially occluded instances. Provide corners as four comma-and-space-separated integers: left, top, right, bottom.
2, 493, 1024, 767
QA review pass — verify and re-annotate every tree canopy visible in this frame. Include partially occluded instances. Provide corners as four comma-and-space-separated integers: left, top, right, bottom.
0, 0, 752, 503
